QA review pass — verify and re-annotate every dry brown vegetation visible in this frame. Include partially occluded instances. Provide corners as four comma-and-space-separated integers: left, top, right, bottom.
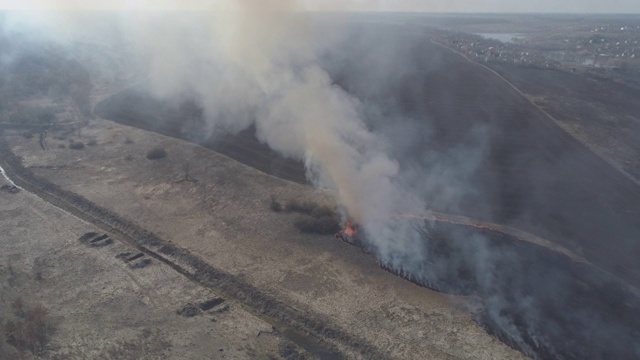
0, 108, 530, 359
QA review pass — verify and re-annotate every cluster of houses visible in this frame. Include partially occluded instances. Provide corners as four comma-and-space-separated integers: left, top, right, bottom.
430, 23, 640, 73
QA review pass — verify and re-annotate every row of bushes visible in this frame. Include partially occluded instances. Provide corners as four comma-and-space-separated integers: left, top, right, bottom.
293, 216, 341, 234
270, 197, 341, 234
20, 130, 163, 157
270, 198, 334, 217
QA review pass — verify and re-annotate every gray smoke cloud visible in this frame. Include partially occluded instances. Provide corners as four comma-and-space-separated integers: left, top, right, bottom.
9, 2, 431, 267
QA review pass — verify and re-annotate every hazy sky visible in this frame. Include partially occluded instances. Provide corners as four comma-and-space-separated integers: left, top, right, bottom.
1, 0, 639, 13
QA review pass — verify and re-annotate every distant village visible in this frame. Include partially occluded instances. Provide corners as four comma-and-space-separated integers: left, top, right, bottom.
430, 22, 640, 76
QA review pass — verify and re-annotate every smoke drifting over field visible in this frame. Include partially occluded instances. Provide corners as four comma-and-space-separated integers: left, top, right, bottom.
5, 2, 433, 269
5, 5, 640, 360
114, 3, 430, 268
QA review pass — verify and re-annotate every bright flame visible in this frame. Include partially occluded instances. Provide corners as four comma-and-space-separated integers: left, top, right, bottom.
343, 220, 358, 238
397, 213, 498, 232
334, 212, 586, 264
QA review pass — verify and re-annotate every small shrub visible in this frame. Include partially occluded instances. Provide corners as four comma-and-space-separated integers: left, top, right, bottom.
87, 139, 97, 146
69, 141, 85, 150
146, 147, 167, 160
124, 137, 134, 144
57, 144, 66, 149
22, 132, 33, 139
269, 197, 282, 212
177, 303, 201, 317
124, 155, 134, 161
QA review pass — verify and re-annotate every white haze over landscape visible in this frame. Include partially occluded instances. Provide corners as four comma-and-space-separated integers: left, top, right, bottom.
4, 3, 640, 358
1, 0, 640, 13
3, 0, 638, 272
2, 1, 435, 269
5, 0, 637, 271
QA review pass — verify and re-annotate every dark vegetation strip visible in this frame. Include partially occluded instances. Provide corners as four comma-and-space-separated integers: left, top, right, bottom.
0, 132, 387, 360
199, 297, 225, 311
94, 93, 309, 185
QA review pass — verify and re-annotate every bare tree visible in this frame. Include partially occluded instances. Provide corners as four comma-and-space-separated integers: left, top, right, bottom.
175, 162, 198, 184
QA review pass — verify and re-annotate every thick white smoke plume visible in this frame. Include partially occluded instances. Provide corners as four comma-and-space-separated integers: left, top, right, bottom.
11, 1, 429, 267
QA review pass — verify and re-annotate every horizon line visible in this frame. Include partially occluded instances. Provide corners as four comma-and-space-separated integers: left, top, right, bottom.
1, 9, 640, 15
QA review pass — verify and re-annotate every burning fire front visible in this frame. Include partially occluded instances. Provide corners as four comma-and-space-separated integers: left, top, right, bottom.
334, 220, 359, 245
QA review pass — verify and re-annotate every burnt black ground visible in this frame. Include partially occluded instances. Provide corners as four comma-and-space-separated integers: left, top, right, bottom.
486, 62, 640, 178
417, 222, 640, 360
325, 25, 640, 288
95, 21, 640, 360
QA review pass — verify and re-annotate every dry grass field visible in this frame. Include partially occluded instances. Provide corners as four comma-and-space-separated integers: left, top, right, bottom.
0, 105, 525, 359
0, 169, 299, 359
